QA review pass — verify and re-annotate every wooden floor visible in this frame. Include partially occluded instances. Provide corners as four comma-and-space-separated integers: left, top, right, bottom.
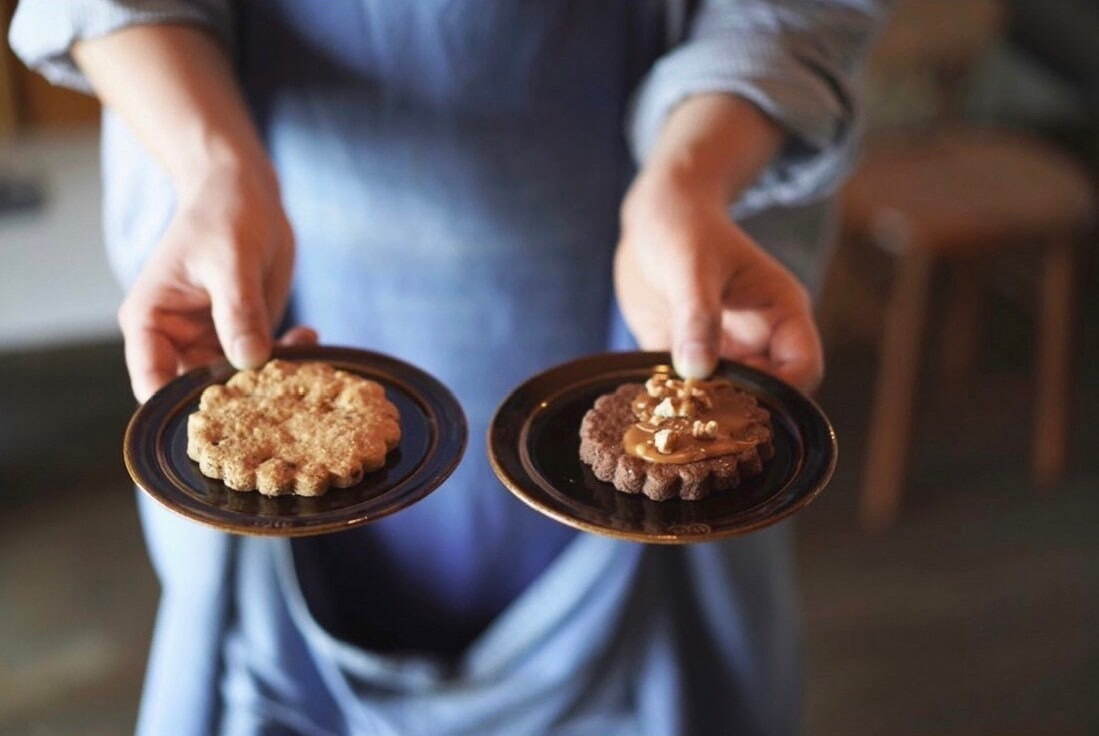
800, 345, 1098, 736
1, 322, 1096, 734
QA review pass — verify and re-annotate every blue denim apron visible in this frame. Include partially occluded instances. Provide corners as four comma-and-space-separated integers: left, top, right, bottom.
121, 2, 815, 733
239, 0, 661, 651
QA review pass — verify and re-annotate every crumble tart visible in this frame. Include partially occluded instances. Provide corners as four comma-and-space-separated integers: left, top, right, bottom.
186, 359, 400, 496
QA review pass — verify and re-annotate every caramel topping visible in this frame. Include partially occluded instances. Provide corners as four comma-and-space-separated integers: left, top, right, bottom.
623, 374, 765, 464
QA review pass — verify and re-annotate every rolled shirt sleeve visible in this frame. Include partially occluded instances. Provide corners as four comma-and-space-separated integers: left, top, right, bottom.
630, 0, 891, 216
9, 0, 232, 94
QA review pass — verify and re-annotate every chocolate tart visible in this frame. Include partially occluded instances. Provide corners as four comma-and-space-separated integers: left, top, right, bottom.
579, 382, 773, 501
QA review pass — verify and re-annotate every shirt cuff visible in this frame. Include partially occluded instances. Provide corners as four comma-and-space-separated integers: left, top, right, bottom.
628, 34, 860, 218
9, 0, 233, 95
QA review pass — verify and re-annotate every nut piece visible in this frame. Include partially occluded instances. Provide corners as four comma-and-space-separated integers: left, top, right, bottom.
646, 412, 668, 426
645, 374, 670, 398
691, 387, 713, 409
692, 420, 719, 440
653, 397, 677, 418
653, 428, 677, 454
676, 399, 697, 418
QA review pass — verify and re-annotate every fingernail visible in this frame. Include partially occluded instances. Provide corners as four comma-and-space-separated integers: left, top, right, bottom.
674, 341, 715, 380
231, 334, 269, 369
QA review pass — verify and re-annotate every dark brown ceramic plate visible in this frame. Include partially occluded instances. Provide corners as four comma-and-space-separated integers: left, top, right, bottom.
124, 345, 466, 537
488, 351, 836, 544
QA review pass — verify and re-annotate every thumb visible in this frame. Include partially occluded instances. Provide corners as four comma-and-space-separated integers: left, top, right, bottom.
670, 287, 721, 380
205, 257, 272, 369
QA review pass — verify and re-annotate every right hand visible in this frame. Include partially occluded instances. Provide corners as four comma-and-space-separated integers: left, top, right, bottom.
118, 159, 306, 402
615, 170, 823, 393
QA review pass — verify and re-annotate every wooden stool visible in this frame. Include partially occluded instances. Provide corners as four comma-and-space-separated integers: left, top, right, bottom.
843, 129, 1095, 530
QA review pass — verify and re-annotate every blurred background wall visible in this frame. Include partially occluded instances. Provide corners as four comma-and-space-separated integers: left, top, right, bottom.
1, 1, 1096, 734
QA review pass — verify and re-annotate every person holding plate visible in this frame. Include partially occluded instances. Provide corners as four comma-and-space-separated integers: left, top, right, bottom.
11, 1, 886, 733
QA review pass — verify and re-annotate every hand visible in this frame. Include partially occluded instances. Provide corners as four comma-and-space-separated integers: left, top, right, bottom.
615, 171, 824, 392
117, 159, 311, 402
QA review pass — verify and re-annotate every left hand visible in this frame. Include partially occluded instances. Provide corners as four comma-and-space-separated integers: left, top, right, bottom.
615, 171, 824, 393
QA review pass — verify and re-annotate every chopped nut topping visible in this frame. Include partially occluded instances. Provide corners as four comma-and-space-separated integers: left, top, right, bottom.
641, 375, 668, 391
691, 419, 719, 440
653, 428, 677, 454
647, 413, 667, 426
653, 397, 677, 418
645, 375, 670, 398
676, 399, 697, 418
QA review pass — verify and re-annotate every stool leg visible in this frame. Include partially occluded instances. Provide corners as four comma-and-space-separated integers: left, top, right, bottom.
861, 248, 934, 531
1033, 240, 1075, 489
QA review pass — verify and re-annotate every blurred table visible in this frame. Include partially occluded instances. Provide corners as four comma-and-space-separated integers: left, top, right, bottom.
0, 129, 120, 350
